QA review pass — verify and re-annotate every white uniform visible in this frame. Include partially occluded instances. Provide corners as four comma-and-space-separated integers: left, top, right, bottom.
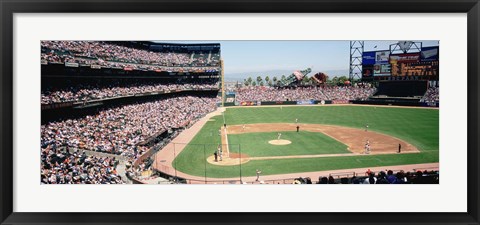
277, 133, 282, 140
256, 170, 262, 181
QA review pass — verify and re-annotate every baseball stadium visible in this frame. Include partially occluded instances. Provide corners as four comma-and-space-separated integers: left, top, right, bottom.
40, 41, 439, 185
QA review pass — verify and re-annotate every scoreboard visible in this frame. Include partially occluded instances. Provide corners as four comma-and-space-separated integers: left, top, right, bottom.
362, 46, 439, 80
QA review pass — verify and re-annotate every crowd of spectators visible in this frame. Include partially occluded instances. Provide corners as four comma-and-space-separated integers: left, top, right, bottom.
314, 169, 439, 184
41, 82, 219, 104
41, 95, 218, 159
41, 147, 124, 184
41, 41, 220, 71
321, 86, 376, 101
236, 86, 328, 102
420, 86, 439, 104
41, 94, 218, 184
235, 86, 376, 102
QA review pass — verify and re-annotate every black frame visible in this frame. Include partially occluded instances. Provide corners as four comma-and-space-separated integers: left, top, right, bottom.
1, 0, 479, 224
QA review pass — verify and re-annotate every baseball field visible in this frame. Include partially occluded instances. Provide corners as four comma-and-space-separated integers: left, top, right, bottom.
172, 105, 439, 179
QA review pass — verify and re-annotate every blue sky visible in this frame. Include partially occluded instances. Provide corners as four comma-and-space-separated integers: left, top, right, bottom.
159, 40, 439, 78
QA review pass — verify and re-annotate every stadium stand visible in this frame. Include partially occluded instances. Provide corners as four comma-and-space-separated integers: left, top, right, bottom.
420, 86, 439, 104
235, 86, 376, 102
41, 41, 221, 184
42, 80, 219, 104
41, 41, 220, 72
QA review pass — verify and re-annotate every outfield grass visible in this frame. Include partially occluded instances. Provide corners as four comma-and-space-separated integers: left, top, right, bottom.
173, 105, 439, 178
228, 131, 350, 157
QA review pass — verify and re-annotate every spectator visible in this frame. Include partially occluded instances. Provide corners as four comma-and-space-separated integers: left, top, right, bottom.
318, 176, 328, 184
386, 170, 397, 183
376, 171, 390, 184
364, 173, 377, 184
328, 176, 336, 184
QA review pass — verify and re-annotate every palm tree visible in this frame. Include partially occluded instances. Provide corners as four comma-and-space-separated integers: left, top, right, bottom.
338, 76, 348, 85
247, 77, 253, 86
256, 76, 263, 85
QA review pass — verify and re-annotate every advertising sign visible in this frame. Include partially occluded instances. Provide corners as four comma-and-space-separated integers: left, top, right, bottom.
362, 51, 376, 65
362, 65, 374, 77
240, 101, 257, 106
64, 62, 79, 68
296, 100, 315, 105
389, 53, 421, 64
375, 51, 390, 64
332, 100, 350, 104
421, 46, 439, 62
373, 64, 391, 76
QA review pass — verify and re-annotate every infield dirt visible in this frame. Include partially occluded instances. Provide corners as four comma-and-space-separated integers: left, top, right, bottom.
209, 123, 419, 166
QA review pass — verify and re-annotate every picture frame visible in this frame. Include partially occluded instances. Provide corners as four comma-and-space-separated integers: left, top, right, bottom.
1, 0, 479, 224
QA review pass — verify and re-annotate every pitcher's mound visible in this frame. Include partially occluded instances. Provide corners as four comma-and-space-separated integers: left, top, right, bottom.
268, 139, 292, 145
207, 155, 250, 166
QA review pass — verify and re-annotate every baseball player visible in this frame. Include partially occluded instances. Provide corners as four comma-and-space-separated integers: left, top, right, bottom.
242, 124, 246, 131
295, 118, 298, 124
277, 132, 282, 140
365, 124, 369, 132
256, 169, 262, 181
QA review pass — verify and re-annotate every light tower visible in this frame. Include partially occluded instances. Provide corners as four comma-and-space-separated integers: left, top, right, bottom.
220, 59, 224, 107
349, 41, 364, 81
389, 41, 422, 54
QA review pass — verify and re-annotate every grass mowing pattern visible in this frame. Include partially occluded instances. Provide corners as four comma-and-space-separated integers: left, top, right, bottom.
228, 131, 350, 157
173, 106, 439, 178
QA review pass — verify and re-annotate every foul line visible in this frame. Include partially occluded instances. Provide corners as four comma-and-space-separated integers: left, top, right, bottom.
247, 151, 420, 161
223, 126, 230, 157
